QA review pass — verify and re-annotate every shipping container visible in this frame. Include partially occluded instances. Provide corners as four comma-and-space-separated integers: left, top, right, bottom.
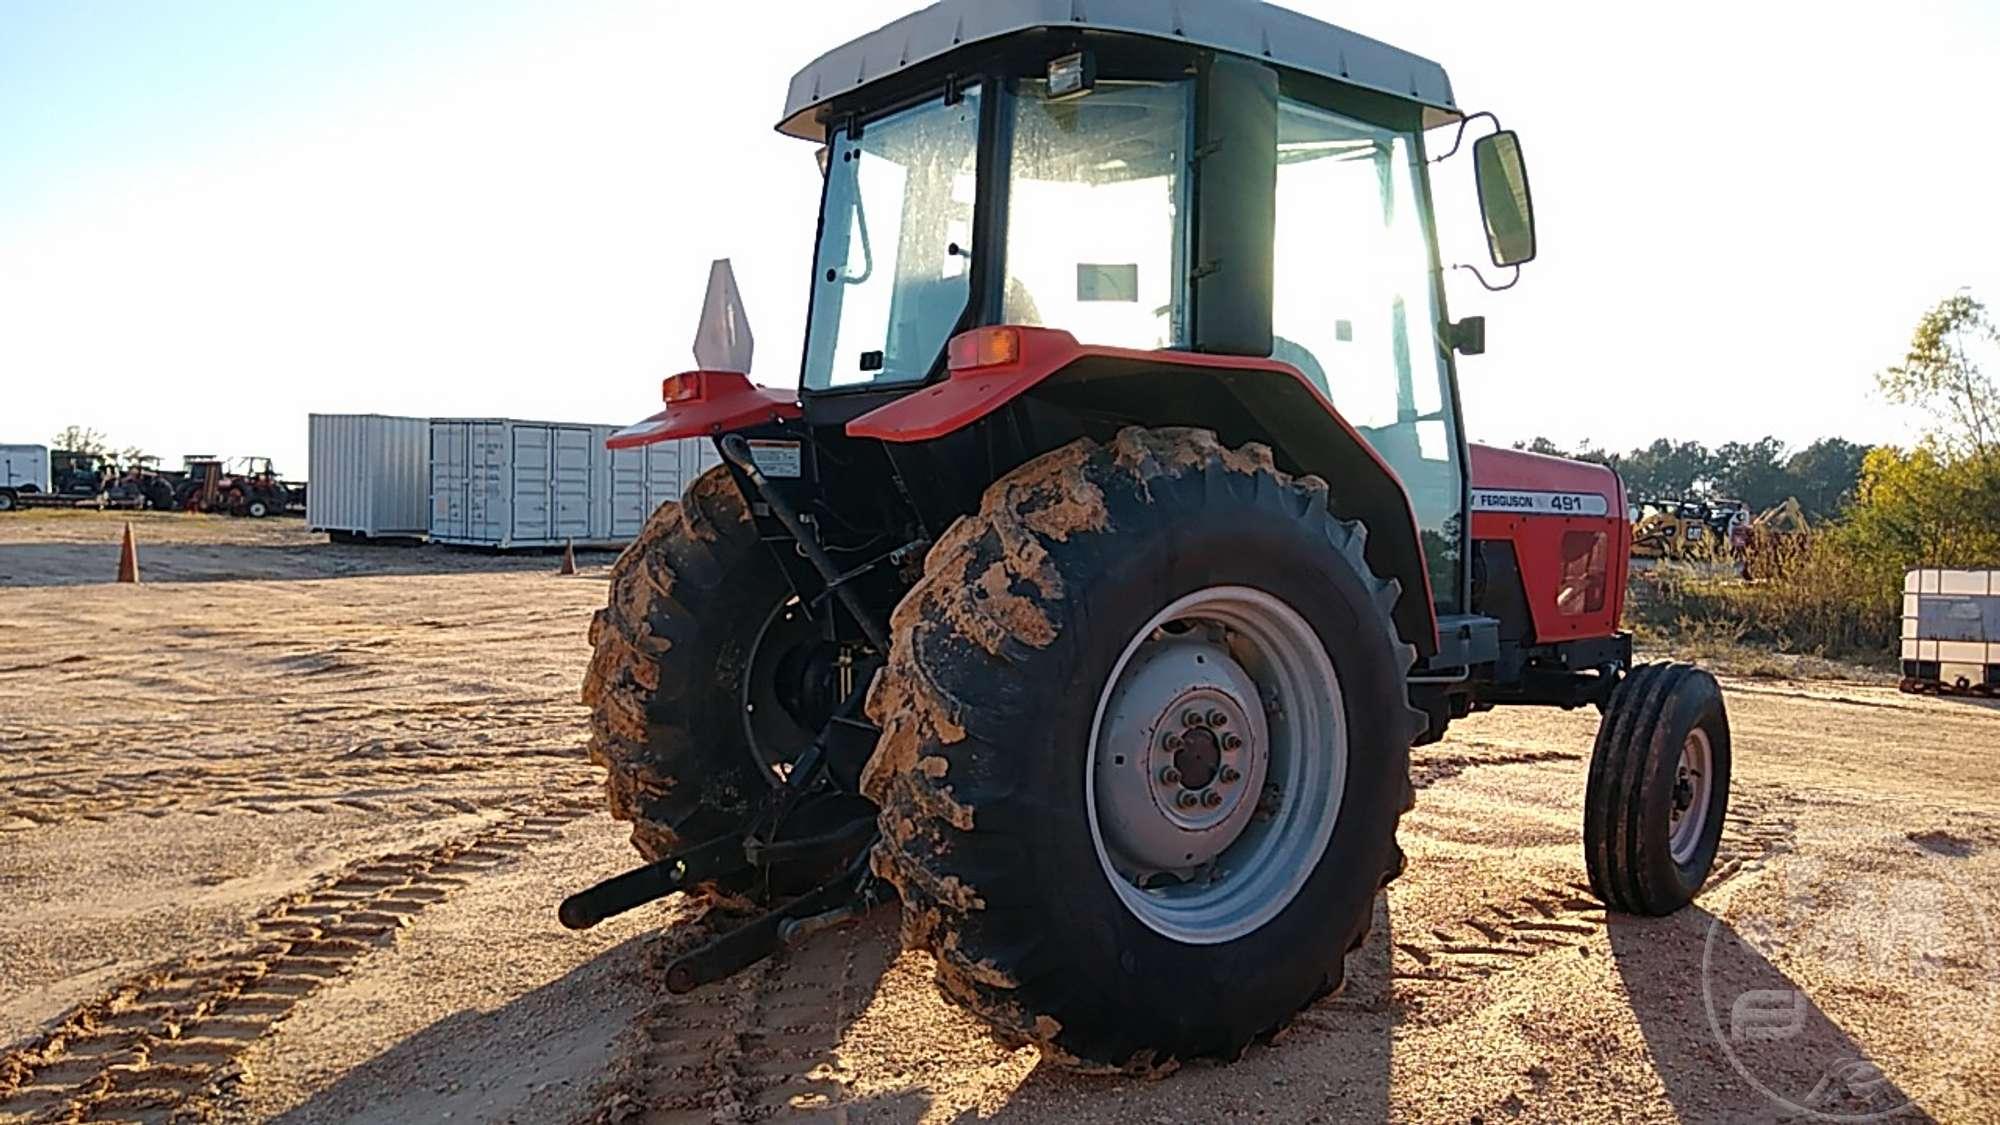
427, 418, 716, 549
306, 414, 431, 540
1902, 568, 2000, 693
0, 444, 51, 493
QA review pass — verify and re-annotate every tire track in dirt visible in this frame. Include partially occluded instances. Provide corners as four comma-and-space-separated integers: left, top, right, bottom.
1409, 744, 1585, 791
0, 742, 592, 832
1389, 788, 1797, 990
0, 790, 597, 1125
600, 911, 897, 1124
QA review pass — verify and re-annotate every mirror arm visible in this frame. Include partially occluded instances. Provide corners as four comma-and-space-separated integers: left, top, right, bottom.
1452, 262, 1521, 293
1430, 110, 1501, 163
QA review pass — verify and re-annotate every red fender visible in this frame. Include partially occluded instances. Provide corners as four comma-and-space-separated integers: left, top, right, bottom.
851, 326, 1439, 652
606, 371, 801, 450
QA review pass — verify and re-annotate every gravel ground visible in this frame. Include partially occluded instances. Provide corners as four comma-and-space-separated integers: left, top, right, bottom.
2, 511, 1996, 1123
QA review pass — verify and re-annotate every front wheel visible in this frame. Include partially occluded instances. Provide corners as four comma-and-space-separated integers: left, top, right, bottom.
863, 428, 1423, 1070
1583, 662, 1731, 915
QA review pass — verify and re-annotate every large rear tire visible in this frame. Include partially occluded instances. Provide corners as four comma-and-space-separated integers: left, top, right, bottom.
862, 428, 1422, 1070
582, 465, 796, 862
1583, 662, 1731, 915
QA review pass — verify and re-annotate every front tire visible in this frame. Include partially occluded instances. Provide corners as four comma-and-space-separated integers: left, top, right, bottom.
1584, 662, 1731, 915
863, 428, 1422, 1070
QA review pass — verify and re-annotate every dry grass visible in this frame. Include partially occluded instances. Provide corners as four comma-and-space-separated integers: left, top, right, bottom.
1627, 534, 1901, 671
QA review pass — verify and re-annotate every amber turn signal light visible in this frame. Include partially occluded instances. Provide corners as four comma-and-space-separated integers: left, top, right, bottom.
947, 327, 1021, 373
662, 372, 704, 403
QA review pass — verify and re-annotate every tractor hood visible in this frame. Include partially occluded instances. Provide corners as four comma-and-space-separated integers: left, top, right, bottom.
1467, 444, 1625, 521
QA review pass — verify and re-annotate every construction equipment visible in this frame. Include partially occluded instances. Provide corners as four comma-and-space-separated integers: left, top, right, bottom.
1631, 496, 1746, 560
1739, 496, 1811, 579
566, 0, 1732, 1070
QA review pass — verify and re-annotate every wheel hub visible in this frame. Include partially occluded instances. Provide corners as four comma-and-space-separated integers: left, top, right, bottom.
1096, 639, 1268, 880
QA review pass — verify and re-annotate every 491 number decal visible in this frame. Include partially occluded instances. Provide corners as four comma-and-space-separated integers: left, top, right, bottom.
1470, 489, 1610, 517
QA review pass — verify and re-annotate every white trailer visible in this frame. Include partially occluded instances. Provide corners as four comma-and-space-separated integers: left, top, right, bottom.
1902, 568, 2000, 694
0, 445, 52, 513
307, 414, 431, 540
427, 418, 717, 550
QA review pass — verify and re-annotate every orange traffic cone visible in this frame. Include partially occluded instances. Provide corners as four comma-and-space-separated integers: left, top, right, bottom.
558, 539, 577, 576
117, 522, 140, 584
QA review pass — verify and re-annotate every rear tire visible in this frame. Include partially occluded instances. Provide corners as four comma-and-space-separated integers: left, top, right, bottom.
1584, 662, 1731, 915
582, 465, 794, 863
863, 428, 1422, 1070
0, 490, 15, 513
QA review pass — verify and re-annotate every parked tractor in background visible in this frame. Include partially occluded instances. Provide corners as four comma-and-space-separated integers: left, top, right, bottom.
175, 456, 293, 518
562, 0, 1734, 1071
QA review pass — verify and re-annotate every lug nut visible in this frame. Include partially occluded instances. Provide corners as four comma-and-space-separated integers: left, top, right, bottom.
1164, 732, 1184, 752
1223, 733, 1243, 752
1201, 789, 1223, 808
1160, 767, 1182, 786
1219, 766, 1241, 784
1176, 791, 1200, 809
1182, 708, 1204, 727
1207, 709, 1228, 727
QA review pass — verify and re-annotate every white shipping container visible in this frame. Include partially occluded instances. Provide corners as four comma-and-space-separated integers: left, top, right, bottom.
1902, 567, 2000, 689
0, 444, 52, 492
307, 414, 431, 539
427, 418, 716, 549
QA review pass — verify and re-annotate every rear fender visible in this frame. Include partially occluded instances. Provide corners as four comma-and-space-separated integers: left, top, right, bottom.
607, 371, 802, 450
850, 328, 1438, 655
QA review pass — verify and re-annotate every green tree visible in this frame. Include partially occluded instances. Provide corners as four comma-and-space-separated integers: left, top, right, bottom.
1711, 437, 1790, 510
1618, 438, 1715, 500
1878, 292, 1998, 458
1781, 437, 1871, 520
51, 426, 110, 456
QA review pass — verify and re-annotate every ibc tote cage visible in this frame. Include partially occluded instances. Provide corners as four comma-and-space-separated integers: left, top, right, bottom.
1902, 568, 2000, 693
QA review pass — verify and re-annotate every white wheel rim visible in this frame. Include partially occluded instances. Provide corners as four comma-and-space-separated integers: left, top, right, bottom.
1668, 726, 1714, 865
1085, 586, 1346, 945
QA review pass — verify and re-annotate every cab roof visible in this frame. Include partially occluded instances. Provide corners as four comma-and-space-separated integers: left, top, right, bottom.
778, 0, 1459, 141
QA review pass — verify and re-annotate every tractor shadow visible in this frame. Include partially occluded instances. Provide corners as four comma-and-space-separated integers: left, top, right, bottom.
1609, 907, 1932, 1121
274, 897, 1395, 1124
974, 896, 1396, 1123
268, 932, 659, 1124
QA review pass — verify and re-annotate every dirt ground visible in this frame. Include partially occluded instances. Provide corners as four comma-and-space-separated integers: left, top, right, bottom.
3, 510, 1997, 1124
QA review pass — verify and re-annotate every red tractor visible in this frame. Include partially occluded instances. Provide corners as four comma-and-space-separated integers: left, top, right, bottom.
565, 0, 1731, 1070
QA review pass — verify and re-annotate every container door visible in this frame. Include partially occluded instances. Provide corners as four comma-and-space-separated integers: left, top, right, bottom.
466, 423, 504, 542
551, 426, 592, 541
609, 446, 646, 538
430, 424, 467, 538
511, 425, 552, 542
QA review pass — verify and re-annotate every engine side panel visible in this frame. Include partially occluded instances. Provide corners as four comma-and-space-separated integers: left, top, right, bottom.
1467, 443, 1627, 643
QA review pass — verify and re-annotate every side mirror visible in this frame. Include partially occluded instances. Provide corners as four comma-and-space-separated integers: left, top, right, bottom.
1472, 131, 1536, 268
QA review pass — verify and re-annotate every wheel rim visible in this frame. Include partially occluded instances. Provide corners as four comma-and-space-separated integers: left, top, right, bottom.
740, 597, 825, 786
1086, 586, 1346, 945
1668, 726, 1714, 865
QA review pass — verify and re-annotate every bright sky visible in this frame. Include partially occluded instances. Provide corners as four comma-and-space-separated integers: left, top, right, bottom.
5, 1, 1997, 473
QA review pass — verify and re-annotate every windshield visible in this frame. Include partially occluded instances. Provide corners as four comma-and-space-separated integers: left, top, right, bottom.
802, 87, 981, 391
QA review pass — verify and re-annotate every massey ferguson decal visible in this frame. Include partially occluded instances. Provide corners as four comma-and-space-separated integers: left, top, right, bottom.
1470, 489, 1610, 517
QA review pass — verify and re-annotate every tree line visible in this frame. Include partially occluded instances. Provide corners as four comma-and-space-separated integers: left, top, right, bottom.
1513, 435, 1871, 521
